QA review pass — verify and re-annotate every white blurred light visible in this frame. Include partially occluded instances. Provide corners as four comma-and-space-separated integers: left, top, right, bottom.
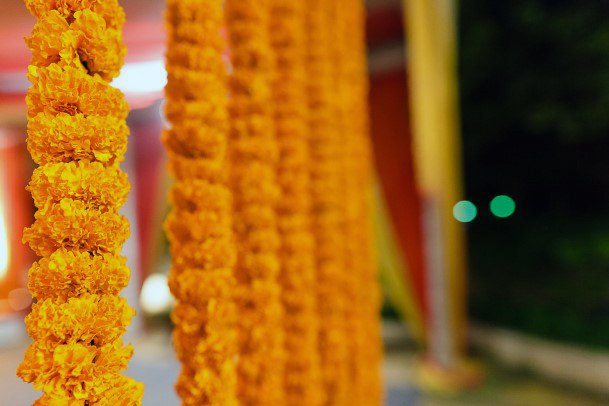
8, 288, 32, 311
140, 273, 174, 315
112, 60, 167, 94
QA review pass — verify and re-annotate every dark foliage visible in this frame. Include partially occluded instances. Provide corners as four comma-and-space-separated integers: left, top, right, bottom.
459, 0, 609, 348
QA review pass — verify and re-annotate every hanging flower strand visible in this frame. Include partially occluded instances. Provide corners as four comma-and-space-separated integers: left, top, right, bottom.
269, 0, 323, 404
17, 0, 143, 404
225, 0, 285, 403
163, 0, 238, 404
305, 1, 351, 404
336, 0, 384, 403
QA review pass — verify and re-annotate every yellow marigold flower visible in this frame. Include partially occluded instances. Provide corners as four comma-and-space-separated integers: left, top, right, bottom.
164, 96, 228, 127
26, 64, 128, 119
94, 376, 144, 406
26, 10, 67, 68
23, 198, 129, 257
28, 250, 129, 301
172, 302, 234, 349
162, 124, 226, 160
164, 209, 231, 244
165, 149, 225, 181
166, 67, 227, 101
168, 268, 233, 306
24, 0, 125, 30
27, 113, 128, 165
25, 294, 134, 349
29, 161, 129, 211
169, 179, 231, 213
169, 238, 235, 271
18, 341, 134, 402
34, 376, 143, 406
166, 44, 225, 74
27, 10, 125, 80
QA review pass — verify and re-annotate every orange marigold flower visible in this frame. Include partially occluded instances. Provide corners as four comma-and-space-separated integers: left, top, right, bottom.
164, 209, 231, 244
168, 268, 234, 306
169, 179, 231, 213
18, 341, 134, 402
24, 0, 125, 30
166, 67, 227, 101
94, 376, 144, 406
162, 124, 226, 160
26, 64, 128, 119
29, 161, 129, 211
27, 10, 125, 80
166, 44, 226, 74
169, 238, 235, 271
165, 149, 225, 181
34, 376, 143, 406
28, 250, 129, 301
23, 198, 129, 257
25, 294, 134, 349
27, 113, 128, 165
164, 96, 227, 127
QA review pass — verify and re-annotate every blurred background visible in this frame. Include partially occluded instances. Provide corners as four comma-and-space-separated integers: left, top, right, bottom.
1, 0, 609, 404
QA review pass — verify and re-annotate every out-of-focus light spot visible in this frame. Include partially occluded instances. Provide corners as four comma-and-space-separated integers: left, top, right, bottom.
140, 273, 173, 315
490, 195, 516, 218
453, 200, 477, 223
0, 185, 9, 281
8, 288, 32, 311
112, 60, 167, 94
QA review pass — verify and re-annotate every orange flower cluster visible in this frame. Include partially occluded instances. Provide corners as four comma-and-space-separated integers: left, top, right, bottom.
333, 0, 384, 404
17, 0, 143, 404
225, 0, 285, 404
305, 2, 351, 404
163, 0, 238, 404
348, 3, 383, 403
269, 1, 323, 404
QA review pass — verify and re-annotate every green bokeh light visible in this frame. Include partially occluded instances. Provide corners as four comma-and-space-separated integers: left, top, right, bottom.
453, 200, 477, 223
490, 195, 516, 218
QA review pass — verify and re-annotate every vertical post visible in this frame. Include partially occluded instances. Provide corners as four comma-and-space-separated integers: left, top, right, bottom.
403, 0, 478, 389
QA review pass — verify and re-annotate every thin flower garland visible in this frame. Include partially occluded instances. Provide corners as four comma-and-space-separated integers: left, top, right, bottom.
269, 0, 323, 404
225, 0, 285, 403
305, 2, 351, 404
163, 0, 238, 404
337, 1, 384, 403
17, 0, 143, 404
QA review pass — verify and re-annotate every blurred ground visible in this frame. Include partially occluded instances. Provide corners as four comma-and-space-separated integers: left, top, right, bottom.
0, 324, 607, 405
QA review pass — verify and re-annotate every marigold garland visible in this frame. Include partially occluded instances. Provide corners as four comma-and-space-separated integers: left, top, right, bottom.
225, 0, 285, 403
334, 1, 384, 403
17, 0, 143, 404
305, 2, 351, 404
163, 0, 238, 404
269, 1, 323, 404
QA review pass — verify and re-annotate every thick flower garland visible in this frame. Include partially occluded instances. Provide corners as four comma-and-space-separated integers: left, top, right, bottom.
269, 1, 323, 404
163, 0, 238, 404
305, 2, 351, 404
17, 0, 143, 404
336, 1, 383, 404
225, 0, 285, 404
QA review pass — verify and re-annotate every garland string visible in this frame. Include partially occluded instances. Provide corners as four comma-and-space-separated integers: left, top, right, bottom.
269, 0, 323, 404
305, 2, 351, 404
163, 0, 238, 404
225, 0, 285, 403
336, 1, 384, 403
17, 0, 143, 404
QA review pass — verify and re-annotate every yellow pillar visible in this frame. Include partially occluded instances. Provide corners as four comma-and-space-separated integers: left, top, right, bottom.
403, 0, 479, 390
